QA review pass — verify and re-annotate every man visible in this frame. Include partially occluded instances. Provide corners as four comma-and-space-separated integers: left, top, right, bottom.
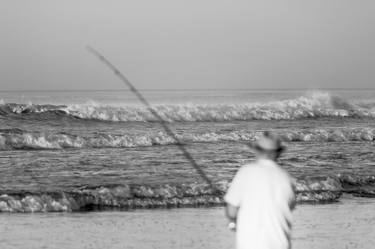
225, 131, 296, 249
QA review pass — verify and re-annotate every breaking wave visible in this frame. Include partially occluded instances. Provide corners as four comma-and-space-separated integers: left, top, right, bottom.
1, 92, 375, 122
1, 127, 374, 150
0, 174, 373, 212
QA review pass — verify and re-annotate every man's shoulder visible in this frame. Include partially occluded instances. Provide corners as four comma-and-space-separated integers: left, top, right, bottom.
241, 159, 274, 171
241, 160, 293, 180
240, 162, 259, 170
238, 162, 265, 175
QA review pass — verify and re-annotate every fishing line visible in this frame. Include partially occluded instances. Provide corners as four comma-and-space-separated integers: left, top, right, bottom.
86, 46, 221, 194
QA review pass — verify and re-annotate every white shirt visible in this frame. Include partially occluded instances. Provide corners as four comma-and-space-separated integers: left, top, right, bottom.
224, 159, 295, 249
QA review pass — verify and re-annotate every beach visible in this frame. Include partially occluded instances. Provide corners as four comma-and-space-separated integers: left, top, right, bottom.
0, 196, 374, 249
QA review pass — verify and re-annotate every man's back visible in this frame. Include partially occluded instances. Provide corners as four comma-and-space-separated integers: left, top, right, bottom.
225, 159, 295, 249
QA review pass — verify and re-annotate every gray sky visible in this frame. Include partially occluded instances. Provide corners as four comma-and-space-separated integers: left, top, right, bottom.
1, 0, 374, 90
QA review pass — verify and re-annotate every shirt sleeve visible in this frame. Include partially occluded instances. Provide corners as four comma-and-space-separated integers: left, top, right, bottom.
224, 168, 245, 207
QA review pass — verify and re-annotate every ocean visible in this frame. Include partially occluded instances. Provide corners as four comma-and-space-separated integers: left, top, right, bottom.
0, 89, 375, 212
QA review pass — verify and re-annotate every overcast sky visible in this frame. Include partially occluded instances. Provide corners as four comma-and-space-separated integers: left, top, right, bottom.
1, 0, 374, 90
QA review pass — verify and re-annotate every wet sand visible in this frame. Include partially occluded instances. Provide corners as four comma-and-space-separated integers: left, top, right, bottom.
0, 196, 374, 249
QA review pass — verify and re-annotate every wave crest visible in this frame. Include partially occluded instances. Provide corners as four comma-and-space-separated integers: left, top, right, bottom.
1, 127, 374, 150
1, 92, 375, 122
63, 92, 362, 122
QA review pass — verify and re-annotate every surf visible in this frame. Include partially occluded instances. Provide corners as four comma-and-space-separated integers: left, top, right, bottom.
1, 127, 374, 151
0, 174, 373, 212
1, 92, 375, 122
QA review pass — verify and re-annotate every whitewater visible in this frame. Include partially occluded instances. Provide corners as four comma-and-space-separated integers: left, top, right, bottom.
0, 89, 375, 212
1, 91, 375, 122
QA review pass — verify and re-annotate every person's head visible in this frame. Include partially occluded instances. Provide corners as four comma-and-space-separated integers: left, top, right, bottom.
250, 131, 285, 161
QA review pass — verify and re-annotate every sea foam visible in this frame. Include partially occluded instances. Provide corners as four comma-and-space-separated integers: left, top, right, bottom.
0, 127, 374, 150
1, 92, 375, 122
1, 174, 373, 212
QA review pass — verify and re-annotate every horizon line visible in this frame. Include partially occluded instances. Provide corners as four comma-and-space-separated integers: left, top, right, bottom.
1, 87, 375, 92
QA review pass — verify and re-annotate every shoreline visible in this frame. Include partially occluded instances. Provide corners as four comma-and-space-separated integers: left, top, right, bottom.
0, 196, 374, 249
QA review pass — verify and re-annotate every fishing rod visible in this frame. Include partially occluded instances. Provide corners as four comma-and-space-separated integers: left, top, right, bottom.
86, 46, 221, 195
